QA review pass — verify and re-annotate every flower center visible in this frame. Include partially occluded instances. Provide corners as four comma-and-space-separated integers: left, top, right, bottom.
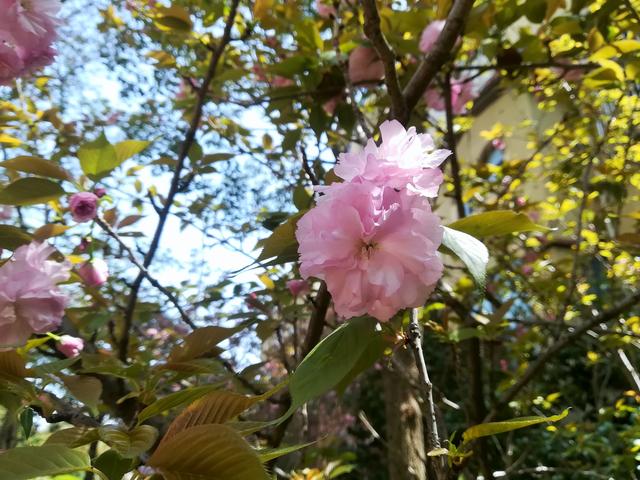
360, 241, 377, 259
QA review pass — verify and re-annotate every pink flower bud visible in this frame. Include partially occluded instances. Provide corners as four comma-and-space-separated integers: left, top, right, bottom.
94, 187, 107, 198
69, 192, 99, 223
316, 0, 336, 18
348, 46, 384, 85
419, 20, 445, 54
77, 259, 109, 287
57, 335, 84, 358
287, 279, 310, 297
0, 206, 12, 220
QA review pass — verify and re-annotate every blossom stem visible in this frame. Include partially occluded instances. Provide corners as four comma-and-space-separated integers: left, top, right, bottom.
407, 307, 446, 479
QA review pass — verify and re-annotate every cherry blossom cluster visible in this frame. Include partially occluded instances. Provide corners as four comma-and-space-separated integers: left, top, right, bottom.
296, 120, 448, 321
346, 19, 475, 114
0, 0, 61, 83
0, 241, 70, 348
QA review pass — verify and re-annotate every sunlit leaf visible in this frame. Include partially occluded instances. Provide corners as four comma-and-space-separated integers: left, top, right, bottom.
447, 211, 548, 238
0, 156, 72, 181
0, 446, 90, 479
0, 178, 65, 206
461, 408, 570, 444
148, 424, 268, 480
168, 326, 242, 363
137, 384, 221, 424
441, 227, 489, 287
62, 375, 102, 409
0, 225, 32, 250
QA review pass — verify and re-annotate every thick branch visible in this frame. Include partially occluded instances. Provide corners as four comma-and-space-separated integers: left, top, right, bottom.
118, 0, 240, 361
401, 0, 475, 123
361, 0, 406, 120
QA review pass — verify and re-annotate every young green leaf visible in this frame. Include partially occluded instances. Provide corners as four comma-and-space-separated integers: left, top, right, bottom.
0, 178, 65, 206
461, 408, 570, 445
446, 210, 548, 238
0, 445, 90, 479
441, 226, 489, 287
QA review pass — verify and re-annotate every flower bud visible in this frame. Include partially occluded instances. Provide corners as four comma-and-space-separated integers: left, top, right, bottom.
57, 335, 84, 358
286, 279, 310, 297
77, 258, 109, 287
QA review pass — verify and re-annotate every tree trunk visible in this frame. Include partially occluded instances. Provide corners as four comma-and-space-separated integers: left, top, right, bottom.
383, 347, 426, 480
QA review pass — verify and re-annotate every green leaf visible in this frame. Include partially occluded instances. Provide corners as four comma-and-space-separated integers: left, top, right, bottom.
33, 224, 72, 241
113, 140, 150, 164
93, 450, 134, 480
0, 178, 65, 206
447, 211, 548, 238
256, 442, 314, 462
0, 225, 32, 250
168, 326, 243, 363
161, 385, 283, 443
441, 226, 489, 287
284, 317, 384, 420
45, 427, 100, 448
19, 407, 33, 439
98, 425, 158, 458
256, 212, 303, 263
148, 424, 268, 480
137, 384, 221, 424
461, 408, 570, 445
62, 375, 102, 409
0, 156, 72, 181
201, 152, 234, 164
77, 133, 118, 178
154, 5, 193, 31
0, 445, 90, 479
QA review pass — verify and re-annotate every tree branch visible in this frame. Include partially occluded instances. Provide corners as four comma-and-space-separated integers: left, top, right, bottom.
118, 0, 240, 362
443, 72, 465, 219
407, 308, 446, 479
401, 0, 475, 123
95, 216, 196, 329
361, 0, 406, 120
486, 290, 640, 422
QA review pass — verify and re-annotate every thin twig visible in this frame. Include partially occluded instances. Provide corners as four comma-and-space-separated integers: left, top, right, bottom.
407, 308, 446, 479
95, 217, 196, 329
443, 72, 465, 219
119, 0, 240, 362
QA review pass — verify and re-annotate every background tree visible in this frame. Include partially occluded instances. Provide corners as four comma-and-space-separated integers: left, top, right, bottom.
0, 0, 638, 479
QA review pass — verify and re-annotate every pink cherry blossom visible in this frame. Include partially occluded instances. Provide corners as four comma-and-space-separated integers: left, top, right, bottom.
424, 79, 475, 114
0, 241, 70, 348
77, 259, 109, 287
287, 279, 310, 297
334, 120, 450, 198
348, 46, 384, 85
316, 0, 336, 18
0, 0, 61, 83
0, 206, 12, 220
69, 192, 98, 223
273, 75, 294, 88
57, 335, 84, 358
322, 94, 342, 115
296, 182, 443, 321
419, 20, 445, 54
